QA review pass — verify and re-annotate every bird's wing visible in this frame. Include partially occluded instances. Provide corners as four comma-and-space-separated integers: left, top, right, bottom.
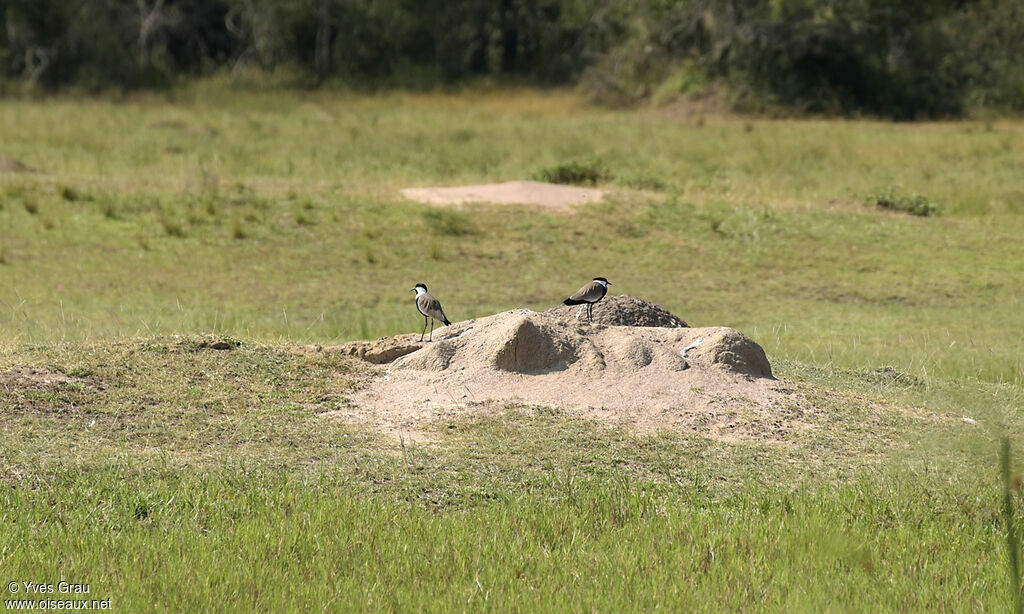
417, 293, 448, 321
568, 281, 605, 303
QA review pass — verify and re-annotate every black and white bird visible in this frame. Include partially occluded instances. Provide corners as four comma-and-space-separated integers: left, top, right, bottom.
563, 277, 611, 321
410, 283, 451, 342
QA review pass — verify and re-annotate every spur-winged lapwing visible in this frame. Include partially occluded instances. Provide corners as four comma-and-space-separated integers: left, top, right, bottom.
563, 277, 611, 321
411, 283, 451, 342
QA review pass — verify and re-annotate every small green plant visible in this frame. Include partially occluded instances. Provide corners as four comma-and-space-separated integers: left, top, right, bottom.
532, 159, 608, 186
869, 188, 941, 217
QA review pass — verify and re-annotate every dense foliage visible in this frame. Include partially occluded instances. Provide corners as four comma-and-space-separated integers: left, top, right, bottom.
2, 0, 1023, 117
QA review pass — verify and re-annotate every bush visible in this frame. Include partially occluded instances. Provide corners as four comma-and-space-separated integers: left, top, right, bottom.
3, 0, 1023, 118
580, 0, 1024, 118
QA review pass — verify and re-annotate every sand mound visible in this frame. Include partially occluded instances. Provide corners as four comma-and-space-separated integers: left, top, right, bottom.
401, 181, 603, 208
386, 309, 769, 377
544, 294, 689, 327
333, 302, 782, 437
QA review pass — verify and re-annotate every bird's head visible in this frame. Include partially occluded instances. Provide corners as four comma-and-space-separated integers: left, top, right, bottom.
593, 277, 611, 287
411, 283, 428, 295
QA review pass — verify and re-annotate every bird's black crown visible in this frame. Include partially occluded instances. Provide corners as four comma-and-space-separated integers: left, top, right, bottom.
593, 277, 608, 282
414, 283, 428, 290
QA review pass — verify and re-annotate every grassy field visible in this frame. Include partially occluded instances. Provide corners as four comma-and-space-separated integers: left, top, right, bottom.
2, 85, 1024, 610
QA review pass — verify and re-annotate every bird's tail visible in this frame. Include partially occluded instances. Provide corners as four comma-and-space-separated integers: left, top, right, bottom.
442, 317, 452, 326
563, 298, 585, 306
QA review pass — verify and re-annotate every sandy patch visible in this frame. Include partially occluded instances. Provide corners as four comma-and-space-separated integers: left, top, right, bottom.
401, 181, 603, 208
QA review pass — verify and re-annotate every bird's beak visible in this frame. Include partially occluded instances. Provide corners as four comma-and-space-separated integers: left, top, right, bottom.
607, 281, 613, 285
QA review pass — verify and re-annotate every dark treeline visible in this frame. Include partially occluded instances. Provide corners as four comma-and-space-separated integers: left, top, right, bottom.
3, 0, 1023, 118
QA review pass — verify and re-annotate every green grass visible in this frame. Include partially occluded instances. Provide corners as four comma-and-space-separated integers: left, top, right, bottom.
3, 85, 1024, 610
1, 89, 1022, 385
1, 465, 1010, 611
2, 338, 1021, 610
2, 180, 1023, 384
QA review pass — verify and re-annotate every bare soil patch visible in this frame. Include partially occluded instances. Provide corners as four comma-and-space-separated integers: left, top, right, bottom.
0, 366, 96, 416
0, 366, 76, 389
401, 181, 604, 208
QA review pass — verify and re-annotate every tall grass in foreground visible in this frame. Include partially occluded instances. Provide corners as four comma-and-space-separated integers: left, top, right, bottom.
0, 331, 1016, 610
0, 464, 1010, 611
1004, 437, 1024, 613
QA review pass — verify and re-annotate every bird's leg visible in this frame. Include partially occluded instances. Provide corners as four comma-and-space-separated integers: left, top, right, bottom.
588, 303, 593, 322
429, 318, 434, 342
420, 316, 428, 342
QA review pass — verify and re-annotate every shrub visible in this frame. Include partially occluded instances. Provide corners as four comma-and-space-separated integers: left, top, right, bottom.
869, 188, 941, 217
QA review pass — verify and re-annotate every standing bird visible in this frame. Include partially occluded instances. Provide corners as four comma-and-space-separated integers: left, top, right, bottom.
411, 283, 451, 342
563, 277, 612, 322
